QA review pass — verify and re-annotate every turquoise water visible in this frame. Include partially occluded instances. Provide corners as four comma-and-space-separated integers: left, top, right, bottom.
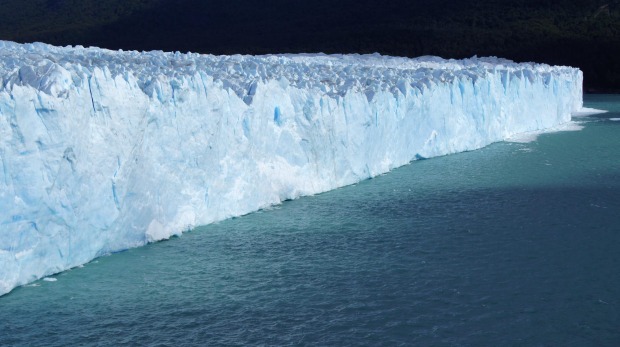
1, 95, 620, 346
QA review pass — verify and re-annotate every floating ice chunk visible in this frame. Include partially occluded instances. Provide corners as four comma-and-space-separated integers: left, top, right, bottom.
572, 107, 607, 117
505, 122, 584, 143
505, 132, 541, 143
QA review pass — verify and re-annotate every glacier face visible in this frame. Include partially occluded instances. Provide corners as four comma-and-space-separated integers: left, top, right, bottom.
0, 40, 582, 295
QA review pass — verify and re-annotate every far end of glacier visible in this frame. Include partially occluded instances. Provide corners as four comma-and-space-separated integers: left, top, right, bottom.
0, 40, 586, 295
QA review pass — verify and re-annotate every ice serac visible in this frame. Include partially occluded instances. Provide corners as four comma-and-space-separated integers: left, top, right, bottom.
0, 41, 583, 295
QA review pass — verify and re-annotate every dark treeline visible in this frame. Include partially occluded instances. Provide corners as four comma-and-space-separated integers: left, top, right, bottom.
1, 0, 619, 92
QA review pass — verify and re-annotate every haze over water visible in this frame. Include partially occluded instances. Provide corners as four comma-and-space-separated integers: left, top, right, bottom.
1, 95, 619, 346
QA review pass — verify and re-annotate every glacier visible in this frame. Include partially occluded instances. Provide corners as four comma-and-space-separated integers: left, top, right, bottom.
0, 40, 583, 296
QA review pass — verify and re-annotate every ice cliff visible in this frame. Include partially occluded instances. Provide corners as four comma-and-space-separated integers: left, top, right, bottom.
0, 41, 583, 295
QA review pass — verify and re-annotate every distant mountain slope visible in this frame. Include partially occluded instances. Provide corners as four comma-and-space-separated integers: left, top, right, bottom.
0, 0, 619, 91
0, 0, 162, 39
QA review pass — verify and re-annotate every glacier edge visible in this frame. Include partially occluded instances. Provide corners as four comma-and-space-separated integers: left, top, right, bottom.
0, 41, 583, 296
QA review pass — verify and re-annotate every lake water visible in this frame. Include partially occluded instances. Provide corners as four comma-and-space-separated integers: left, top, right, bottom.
1, 95, 619, 346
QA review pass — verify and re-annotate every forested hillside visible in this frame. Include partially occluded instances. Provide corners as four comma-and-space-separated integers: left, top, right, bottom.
1, 0, 619, 91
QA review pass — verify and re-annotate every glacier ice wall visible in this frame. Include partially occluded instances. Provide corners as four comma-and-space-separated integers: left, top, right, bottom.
0, 41, 582, 295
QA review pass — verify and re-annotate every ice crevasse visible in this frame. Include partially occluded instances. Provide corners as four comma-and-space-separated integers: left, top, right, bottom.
0, 40, 584, 295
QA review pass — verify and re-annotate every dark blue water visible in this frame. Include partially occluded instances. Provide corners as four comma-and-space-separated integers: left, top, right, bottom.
1, 95, 619, 346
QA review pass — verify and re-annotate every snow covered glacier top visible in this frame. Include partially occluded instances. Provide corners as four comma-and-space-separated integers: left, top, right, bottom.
0, 40, 580, 104
0, 40, 582, 296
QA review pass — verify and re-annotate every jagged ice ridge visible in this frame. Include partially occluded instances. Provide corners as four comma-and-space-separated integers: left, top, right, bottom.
0, 40, 584, 295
